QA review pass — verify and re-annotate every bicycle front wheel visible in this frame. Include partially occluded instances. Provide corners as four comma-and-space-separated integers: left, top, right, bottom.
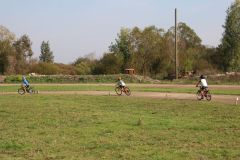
196, 90, 202, 100
115, 87, 122, 96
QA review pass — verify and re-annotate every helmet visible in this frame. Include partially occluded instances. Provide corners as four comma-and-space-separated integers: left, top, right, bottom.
22, 76, 26, 79
200, 75, 205, 79
118, 77, 121, 80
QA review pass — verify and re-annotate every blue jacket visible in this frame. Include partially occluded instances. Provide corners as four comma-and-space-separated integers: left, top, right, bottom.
22, 78, 29, 86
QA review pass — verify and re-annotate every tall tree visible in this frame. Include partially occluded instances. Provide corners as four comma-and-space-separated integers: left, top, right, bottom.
14, 34, 33, 60
167, 22, 202, 73
219, 0, 240, 71
109, 28, 131, 71
0, 25, 16, 74
13, 34, 33, 73
0, 40, 16, 74
0, 25, 15, 42
39, 41, 54, 63
130, 26, 165, 77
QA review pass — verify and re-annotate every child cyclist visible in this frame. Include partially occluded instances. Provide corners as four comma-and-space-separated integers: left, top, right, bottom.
196, 75, 208, 99
116, 77, 126, 90
22, 76, 30, 91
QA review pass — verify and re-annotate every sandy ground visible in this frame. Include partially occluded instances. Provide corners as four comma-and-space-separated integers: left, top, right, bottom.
1, 83, 239, 104
0, 90, 239, 105
1, 83, 240, 90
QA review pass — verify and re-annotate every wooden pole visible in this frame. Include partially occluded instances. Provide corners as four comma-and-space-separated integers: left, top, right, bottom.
175, 8, 178, 79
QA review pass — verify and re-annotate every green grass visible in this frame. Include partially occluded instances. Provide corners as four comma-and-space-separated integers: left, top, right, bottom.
133, 87, 240, 95
1, 84, 240, 95
0, 94, 240, 159
0, 85, 113, 92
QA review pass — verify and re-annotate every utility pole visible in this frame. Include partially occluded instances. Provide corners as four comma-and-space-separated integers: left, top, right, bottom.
175, 8, 178, 79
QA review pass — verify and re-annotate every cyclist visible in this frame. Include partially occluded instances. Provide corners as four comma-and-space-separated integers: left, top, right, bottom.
22, 76, 30, 91
196, 75, 208, 99
116, 77, 126, 90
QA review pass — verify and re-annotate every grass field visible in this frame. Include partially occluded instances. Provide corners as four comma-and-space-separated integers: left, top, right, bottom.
1, 84, 240, 95
0, 94, 240, 159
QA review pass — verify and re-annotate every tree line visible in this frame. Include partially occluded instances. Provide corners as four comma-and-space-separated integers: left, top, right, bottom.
0, 0, 239, 79
0, 26, 55, 75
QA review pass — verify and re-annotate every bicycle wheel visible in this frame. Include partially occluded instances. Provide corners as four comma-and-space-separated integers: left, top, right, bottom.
115, 87, 122, 96
124, 87, 131, 96
18, 88, 25, 95
196, 90, 202, 100
28, 87, 34, 94
206, 91, 212, 101
29, 86, 38, 94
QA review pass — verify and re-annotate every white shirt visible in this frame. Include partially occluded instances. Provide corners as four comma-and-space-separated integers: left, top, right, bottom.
200, 79, 208, 87
118, 80, 126, 87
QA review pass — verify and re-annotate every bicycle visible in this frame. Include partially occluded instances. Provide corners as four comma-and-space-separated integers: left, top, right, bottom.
18, 85, 39, 95
196, 86, 211, 101
115, 85, 131, 96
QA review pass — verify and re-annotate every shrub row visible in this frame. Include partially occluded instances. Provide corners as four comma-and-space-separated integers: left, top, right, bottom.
4, 74, 154, 84
3, 74, 240, 84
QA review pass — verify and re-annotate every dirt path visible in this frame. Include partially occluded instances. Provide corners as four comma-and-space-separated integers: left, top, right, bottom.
1, 83, 240, 90
1, 83, 239, 104
1, 90, 239, 105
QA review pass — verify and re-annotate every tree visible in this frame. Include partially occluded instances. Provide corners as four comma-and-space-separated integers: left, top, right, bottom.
0, 25, 15, 42
130, 26, 165, 77
108, 23, 217, 79
39, 41, 54, 63
0, 25, 16, 74
167, 22, 203, 73
13, 34, 33, 73
0, 40, 16, 74
74, 53, 97, 75
93, 52, 123, 74
109, 28, 131, 71
14, 35, 33, 60
219, 0, 240, 71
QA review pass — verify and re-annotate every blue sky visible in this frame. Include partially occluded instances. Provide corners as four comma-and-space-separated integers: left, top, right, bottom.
0, 0, 235, 63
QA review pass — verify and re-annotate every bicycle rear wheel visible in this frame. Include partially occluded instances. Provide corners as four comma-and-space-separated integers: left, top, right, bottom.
206, 91, 212, 101
124, 87, 131, 96
18, 88, 25, 95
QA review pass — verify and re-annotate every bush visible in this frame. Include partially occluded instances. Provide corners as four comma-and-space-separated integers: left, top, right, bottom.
30, 62, 59, 75
4, 74, 159, 83
4, 75, 22, 83
55, 63, 77, 75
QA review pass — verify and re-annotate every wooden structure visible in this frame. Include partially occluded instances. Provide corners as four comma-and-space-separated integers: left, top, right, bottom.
125, 68, 135, 75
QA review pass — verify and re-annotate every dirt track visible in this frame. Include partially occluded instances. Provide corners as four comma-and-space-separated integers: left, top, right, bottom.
1, 84, 239, 104
1, 90, 239, 105
1, 83, 240, 90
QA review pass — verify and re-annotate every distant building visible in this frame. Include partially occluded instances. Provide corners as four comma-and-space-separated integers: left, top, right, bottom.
125, 68, 135, 75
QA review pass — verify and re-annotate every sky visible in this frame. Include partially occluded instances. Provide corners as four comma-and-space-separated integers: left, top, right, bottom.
0, 0, 235, 63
